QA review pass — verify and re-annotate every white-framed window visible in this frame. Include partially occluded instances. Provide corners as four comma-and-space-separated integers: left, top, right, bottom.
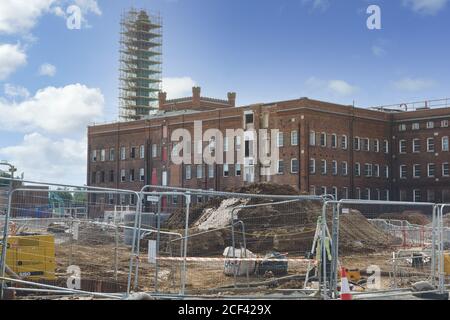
442, 136, 449, 152
244, 111, 254, 125
291, 131, 298, 146
310, 185, 316, 196
185, 165, 192, 180
91, 150, 97, 162
383, 140, 389, 154
152, 144, 158, 158
208, 165, 214, 178
399, 140, 407, 153
197, 165, 203, 179
331, 134, 337, 148
341, 161, 348, 176
277, 160, 284, 174
223, 164, 230, 177
309, 158, 316, 174
427, 138, 435, 152
342, 187, 349, 200
442, 120, 449, 128
363, 138, 370, 152
356, 187, 361, 199
109, 148, 115, 161
412, 122, 420, 130
139, 145, 145, 159
426, 121, 434, 129
277, 132, 284, 147
384, 190, 390, 201
413, 189, 421, 202
291, 159, 299, 173
332, 160, 338, 175
100, 149, 106, 162
321, 159, 327, 175
364, 163, 373, 177
120, 147, 126, 160
443, 162, 449, 177
354, 137, 360, 151
399, 124, 406, 131
374, 139, 380, 153
320, 132, 327, 147
139, 168, 145, 181
341, 135, 348, 150
120, 169, 126, 182
374, 164, 380, 177
129, 169, 135, 182
332, 187, 338, 200
428, 163, 435, 177
309, 131, 316, 146
413, 164, 421, 178
130, 147, 136, 159
384, 165, 389, 179
413, 139, 421, 153
235, 164, 242, 176
400, 165, 407, 179
364, 188, 371, 200
355, 163, 361, 177
162, 171, 167, 186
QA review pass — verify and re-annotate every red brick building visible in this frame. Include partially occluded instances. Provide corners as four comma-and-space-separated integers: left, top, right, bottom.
87, 87, 450, 212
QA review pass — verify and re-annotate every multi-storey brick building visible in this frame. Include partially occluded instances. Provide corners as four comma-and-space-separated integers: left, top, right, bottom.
87, 87, 450, 214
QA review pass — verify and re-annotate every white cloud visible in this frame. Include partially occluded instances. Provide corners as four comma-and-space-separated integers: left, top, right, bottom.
39, 63, 57, 77
0, 0, 56, 35
393, 77, 437, 91
0, 43, 27, 80
402, 0, 448, 15
3, 84, 30, 99
301, 0, 330, 12
0, 132, 87, 185
305, 77, 358, 97
162, 77, 197, 99
0, 84, 104, 134
74, 0, 102, 16
53, 0, 102, 29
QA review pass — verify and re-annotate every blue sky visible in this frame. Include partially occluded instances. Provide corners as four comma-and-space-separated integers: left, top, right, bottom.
0, 0, 449, 185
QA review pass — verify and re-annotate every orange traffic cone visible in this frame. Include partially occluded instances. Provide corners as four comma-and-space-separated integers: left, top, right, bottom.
340, 267, 352, 300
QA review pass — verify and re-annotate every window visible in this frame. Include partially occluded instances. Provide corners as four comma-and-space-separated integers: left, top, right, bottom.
120, 169, 126, 182
109, 148, 115, 161
363, 188, 371, 200
413, 189, 421, 202
224, 137, 229, 152
399, 140, 407, 153
427, 190, 435, 202
244, 111, 254, 125
162, 171, 167, 186
291, 131, 298, 146
320, 132, 327, 147
364, 164, 373, 177
413, 164, 421, 178
235, 164, 241, 176
443, 163, 449, 177
208, 165, 214, 178
442, 120, 449, 128
342, 187, 349, 200
197, 165, 203, 179
100, 149, 106, 162
331, 134, 337, 148
355, 163, 361, 176
309, 131, 316, 146
362, 138, 370, 152
383, 140, 389, 154
400, 165, 407, 179
332, 187, 338, 199
223, 164, 230, 177
277, 132, 284, 147
384, 165, 389, 179
91, 171, 96, 184
291, 159, 299, 173
309, 159, 316, 174
152, 144, 158, 158
120, 147, 126, 160
356, 188, 361, 199
130, 147, 136, 159
92, 150, 97, 162
341, 161, 348, 176
208, 137, 216, 153
321, 160, 327, 175
374, 189, 380, 201
341, 135, 348, 150
374, 164, 380, 177
320, 186, 327, 195
399, 124, 406, 131
426, 121, 434, 129
332, 160, 338, 175
442, 136, 449, 152
277, 160, 284, 174
139, 145, 145, 159
354, 137, 360, 151
185, 165, 192, 180
129, 169, 135, 182
108, 193, 114, 205
412, 123, 420, 130
109, 170, 114, 182
172, 195, 178, 205
383, 190, 390, 201
413, 139, 421, 153
427, 138, 435, 152
139, 168, 145, 181
428, 163, 435, 177
120, 194, 125, 205
374, 139, 380, 153
310, 186, 316, 195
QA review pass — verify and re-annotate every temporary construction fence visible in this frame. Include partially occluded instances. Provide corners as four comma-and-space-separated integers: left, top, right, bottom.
1, 176, 449, 300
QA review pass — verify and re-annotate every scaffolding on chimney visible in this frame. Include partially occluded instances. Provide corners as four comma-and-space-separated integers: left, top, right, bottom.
119, 8, 162, 121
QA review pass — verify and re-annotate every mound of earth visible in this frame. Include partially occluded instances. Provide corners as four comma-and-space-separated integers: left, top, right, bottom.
378, 211, 430, 225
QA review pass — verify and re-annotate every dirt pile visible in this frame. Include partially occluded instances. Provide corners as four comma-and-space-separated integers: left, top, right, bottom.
378, 211, 430, 225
